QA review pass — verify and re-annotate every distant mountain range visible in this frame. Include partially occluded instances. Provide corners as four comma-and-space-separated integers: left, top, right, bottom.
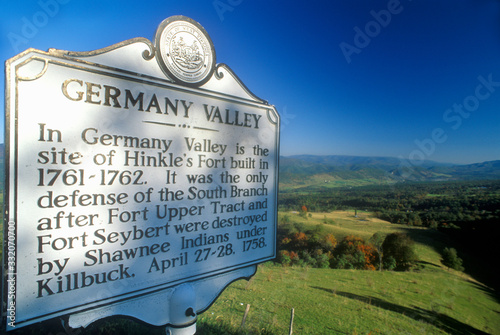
1, 141, 498, 190
279, 155, 500, 189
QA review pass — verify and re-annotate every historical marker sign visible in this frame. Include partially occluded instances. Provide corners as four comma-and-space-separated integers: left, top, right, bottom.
3, 16, 279, 331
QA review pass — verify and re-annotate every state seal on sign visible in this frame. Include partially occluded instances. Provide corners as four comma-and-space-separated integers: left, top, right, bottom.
155, 16, 216, 87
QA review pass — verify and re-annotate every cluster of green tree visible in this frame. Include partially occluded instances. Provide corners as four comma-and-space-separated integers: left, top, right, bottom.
279, 180, 500, 229
441, 247, 464, 271
277, 220, 418, 271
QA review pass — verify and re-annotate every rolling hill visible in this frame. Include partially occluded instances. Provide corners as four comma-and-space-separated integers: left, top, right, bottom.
279, 155, 500, 189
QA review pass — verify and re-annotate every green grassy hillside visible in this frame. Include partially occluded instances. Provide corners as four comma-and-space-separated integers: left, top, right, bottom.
2, 210, 499, 334
197, 211, 500, 334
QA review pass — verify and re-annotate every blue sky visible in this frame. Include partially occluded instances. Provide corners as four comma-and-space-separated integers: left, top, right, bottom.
2, 0, 500, 164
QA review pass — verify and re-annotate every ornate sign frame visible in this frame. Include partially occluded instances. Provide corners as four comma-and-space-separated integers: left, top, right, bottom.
3, 16, 279, 332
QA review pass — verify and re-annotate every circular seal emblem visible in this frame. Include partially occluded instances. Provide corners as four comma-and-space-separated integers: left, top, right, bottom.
155, 16, 216, 87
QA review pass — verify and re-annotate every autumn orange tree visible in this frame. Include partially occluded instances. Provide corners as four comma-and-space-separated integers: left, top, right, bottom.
331, 235, 379, 270
278, 228, 337, 268
299, 205, 308, 218
277, 217, 386, 270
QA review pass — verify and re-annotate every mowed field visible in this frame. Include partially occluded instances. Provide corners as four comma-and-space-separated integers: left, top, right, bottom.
197, 211, 500, 335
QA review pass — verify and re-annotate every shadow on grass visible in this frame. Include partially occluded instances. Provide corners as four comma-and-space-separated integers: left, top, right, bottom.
195, 321, 240, 335
5, 317, 271, 335
5, 317, 166, 335
399, 226, 500, 302
196, 318, 279, 335
416, 260, 441, 269
311, 287, 489, 335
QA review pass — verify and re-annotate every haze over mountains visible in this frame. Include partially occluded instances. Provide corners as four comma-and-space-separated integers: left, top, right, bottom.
279, 155, 500, 189
1, 142, 499, 189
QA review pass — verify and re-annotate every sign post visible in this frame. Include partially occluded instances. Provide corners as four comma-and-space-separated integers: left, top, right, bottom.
3, 16, 279, 333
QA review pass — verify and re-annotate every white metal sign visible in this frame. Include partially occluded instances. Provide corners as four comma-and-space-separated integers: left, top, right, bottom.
3, 16, 279, 331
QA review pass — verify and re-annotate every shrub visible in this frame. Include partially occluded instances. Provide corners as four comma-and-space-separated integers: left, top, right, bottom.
383, 256, 397, 271
332, 250, 366, 269
332, 254, 354, 269
358, 244, 378, 270
279, 250, 292, 266
300, 250, 316, 267
281, 214, 291, 224
313, 250, 330, 268
331, 235, 378, 270
335, 235, 365, 255
321, 233, 337, 251
299, 205, 308, 218
441, 247, 464, 271
278, 230, 377, 271
382, 233, 418, 271
291, 232, 309, 250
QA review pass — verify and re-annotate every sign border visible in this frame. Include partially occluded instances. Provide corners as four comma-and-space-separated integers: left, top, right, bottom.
3, 43, 279, 329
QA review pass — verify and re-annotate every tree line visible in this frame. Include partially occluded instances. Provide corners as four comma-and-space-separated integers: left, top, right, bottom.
279, 180, 500, 229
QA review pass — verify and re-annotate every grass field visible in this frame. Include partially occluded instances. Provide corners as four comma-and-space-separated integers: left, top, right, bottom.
2, 210, 499, 334
197, 211, 500, 334
279, 176, 391, 191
